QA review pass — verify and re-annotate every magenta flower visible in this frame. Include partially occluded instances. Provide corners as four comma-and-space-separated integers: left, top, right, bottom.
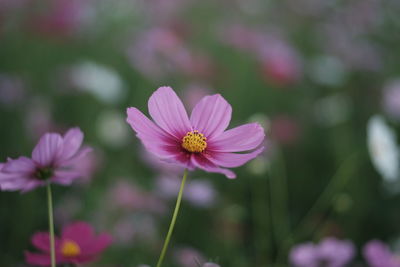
0, 127, 91, 192
289, 237, 355, 267
126, 86, 265, 178
25, 221, 112, 266
363, 240, 400, 267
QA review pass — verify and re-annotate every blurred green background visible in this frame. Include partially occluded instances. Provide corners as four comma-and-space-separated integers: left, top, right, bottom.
1, 0, 400, 266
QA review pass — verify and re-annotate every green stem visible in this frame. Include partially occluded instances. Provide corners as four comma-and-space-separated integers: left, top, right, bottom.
47, 182, 56, 267
156, 169, 188, 267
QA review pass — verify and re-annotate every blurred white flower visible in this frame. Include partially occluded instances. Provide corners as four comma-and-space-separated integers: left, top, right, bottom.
96, 110, 130, 147
70, 61, 125, 104
367, 115, 399, 181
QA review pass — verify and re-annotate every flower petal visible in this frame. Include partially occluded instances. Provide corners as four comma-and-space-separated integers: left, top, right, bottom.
31, 232, 61, 253
32, 133, 63, 167
25, 252, 52, 266
58, 128, 84, 163
208, 123, 265, 152
62, 222, 94, 245
82, 233, 112, 255
2, 157, 36, 174
127, 107, 181, 159
52, 170, 81, 185
148, 86, 191, 139
191, 154, 236, 179
206, 147, 264, 168
190, 94, 232, 139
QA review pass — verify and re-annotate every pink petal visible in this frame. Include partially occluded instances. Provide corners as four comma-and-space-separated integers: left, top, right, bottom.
191, 154, 236, 179
190, 94, 232, 139
58, 128, 84, 163
206, 147, 264, 168
31, 232, 61, 253
2, 157, 36, 174
60, 146, 92, 167
25, 252, 52, 266
82, 233, 112, 255
52, 169, 81, 185
127, 107, 181, 159
209, 123, 265, 152
62, 222, 94, 245
148, 86, 191, 139
32, 133, 63, 167
20, 180, 44, 193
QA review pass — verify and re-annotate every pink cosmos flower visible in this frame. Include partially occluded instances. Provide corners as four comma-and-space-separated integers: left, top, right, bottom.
25, 221, 112, 266
0, 127, 91, 192
363, 240, 400, 267
126, 86, 265, 178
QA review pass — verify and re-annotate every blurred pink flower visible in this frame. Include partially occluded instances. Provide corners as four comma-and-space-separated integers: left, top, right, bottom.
174, 247, 206, 267
184, 179, 216, 207
271, 115, 301, 145
0, 74, 25, 108
220, 24, 301, 85
25, 98, 58, 141
25, 222, 112, 266
363, 240, 400, 267
0, 128, 91, 192
28, 0, 92, 38
126, 86, 265, 178
108, 179, 166, 214
127, 28, 212, 80
383, 79, 400, 120
203, 263, 220, 267
156, 176, 216, 208
290, 237, 355, 267
112, 215, 157, 246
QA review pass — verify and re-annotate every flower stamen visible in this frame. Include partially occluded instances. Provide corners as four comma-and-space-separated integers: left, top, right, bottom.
61, 240, 81, 257
182, 130, 207, 153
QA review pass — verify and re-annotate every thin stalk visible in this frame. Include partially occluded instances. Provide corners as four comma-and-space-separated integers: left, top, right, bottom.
46, 182, 56, 267
156, 169, 188, 267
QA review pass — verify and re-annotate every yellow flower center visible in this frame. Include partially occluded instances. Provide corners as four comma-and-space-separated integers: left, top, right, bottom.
61, 240, 81, 257
182, 130, 207, 153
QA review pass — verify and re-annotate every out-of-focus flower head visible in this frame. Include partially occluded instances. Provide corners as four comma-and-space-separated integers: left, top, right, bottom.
68, 61, 125, 104
126, 86, 265, 179
127, 27, 213, 80
367, 115, 399, 182
363, 240, 400, 267
138, 0, 194, 23
383, 79, 400, 121
318, 0, 383, 72
25, 98, 56, 141
290, 237, 355, 267
107, 179, 166, 214
112, 214, 157, 246
0, 74, 26, 108
28, 0, 93, 39
0, 127, 92, 192
203, 263, 220, 267
25, 221, 112, 266
270, 115, 301, 145
219, 24, 302, 86
156, 175, 217, 208
173, 247, 206, 267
